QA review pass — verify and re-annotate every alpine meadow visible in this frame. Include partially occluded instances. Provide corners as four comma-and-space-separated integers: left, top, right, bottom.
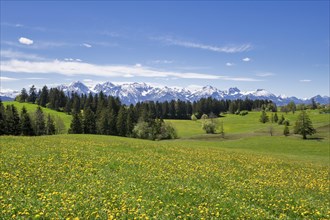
1, 1, 330, 220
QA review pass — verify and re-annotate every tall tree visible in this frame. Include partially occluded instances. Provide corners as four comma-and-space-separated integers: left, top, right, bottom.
28, 85, 37, 103
294, 111, 316, 139
116, 106, 127, 136
46, 114, 56, 135
17, 88, 29, 102
38, 86, 49, 107
69, 113, 83, 134
83, 107, 96, 134
34, 106, 46, 135
0, 101, 7, 135
21, 106, 34, 136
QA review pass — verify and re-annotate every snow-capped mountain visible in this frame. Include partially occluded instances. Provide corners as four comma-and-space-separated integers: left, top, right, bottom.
2, 81, 329, 105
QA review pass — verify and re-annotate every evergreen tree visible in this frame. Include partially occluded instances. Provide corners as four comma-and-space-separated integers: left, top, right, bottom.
294, 111, 316, 139
83, 107, 96, 134
126, 106, 136, 136
311, 98, 317, 110
97, 109, 110, 135
17, 88, 29, 102
0, 101, 7, 135
34, 106, 46, 135
27, 85, 37, 103
69, 113, 83, 134
283, 125, 290, 136
21, 106, 34, 136
288, 101, 296, 114
5, 105, 21, 135
259, 110, 269, 123
278, 114, 285, 125
219, 121, 225, 138
116, 106, 127, 136
39, 86, 49, 107
46, 114, 56, 135
274, 112, 279, 123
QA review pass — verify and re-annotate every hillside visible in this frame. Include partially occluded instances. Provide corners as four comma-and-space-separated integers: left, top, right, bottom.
3, 101, 72, 131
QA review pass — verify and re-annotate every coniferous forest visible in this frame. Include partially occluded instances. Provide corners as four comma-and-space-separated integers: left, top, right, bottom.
1, 85, 277, 140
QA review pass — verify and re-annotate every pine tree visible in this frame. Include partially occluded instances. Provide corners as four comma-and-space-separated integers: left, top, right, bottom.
259, 110, 269, 123
278, 114, 285, 125
116, 106, 127, 136
39, 86, 49, 107
34, 106, 46, 135
69, 113, 83, 134
17, 88, 29, 102
97, 109, 110, 135
294, 111, 316, 139
126, 106, 136, 136
283, 125, 290, 136
46, 114, 56, 135
83, 107, 96, 134
0, 101, 7, 135
28, 85, 37, 103
274, 112, 279, 123
21, 106, 34, 136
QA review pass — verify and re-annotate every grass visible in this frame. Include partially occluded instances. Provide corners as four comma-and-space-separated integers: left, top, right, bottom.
1, 135, 329, 219
1, 105, 329, 219
3, 101, 72, 131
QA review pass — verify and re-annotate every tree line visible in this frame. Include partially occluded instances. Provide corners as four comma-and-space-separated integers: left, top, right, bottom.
11, 85, 279, 139
0, 101, 64, 136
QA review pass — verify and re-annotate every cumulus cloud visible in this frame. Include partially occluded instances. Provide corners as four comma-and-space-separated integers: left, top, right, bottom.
82, 43, 92, 48
242, 57, 251, 62
1, 59, 262, 82
154, 37, 252, 53
300, 79, 311, 82
18, 37, 33, 45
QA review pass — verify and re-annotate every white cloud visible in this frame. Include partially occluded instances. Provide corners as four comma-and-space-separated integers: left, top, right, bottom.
18, 37, 33, 45
135, 63, 142, 67
154, 37, 252, 53
152, 60, 174, 64
255, 72, 275, 77
1, 59, 262, 82
226, 62, 235, 67
242, 57, 251, 62
0, 76, 19, 82
82, 43, 92, 48
300, 79, 311, 82
0, 50, 46, 61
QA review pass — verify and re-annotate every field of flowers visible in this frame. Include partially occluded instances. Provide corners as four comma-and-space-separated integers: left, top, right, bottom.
1, 135, 329, 219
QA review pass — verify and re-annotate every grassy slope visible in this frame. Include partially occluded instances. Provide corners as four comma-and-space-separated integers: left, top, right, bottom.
4, 101, 72, 131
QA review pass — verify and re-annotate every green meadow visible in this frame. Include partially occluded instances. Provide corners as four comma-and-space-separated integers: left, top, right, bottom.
1, 102, 329, 219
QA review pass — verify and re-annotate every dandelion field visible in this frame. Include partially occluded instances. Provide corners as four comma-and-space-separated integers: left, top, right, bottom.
1, 134, 329, 219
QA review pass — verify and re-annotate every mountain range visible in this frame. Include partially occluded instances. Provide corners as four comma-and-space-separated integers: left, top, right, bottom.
1, 81, 329, 106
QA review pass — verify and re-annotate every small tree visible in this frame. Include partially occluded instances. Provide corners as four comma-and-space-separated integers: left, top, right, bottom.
278, 114, 285, 125
191, 114, 197, 121
259, 110, 269, 123
294, 111, 316, 139
274, 112, 279, 123
268, 126, 274, 136
283, 125, 290, 136
219, 121, 225, 138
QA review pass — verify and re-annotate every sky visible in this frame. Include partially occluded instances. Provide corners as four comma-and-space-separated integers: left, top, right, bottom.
0, 1, 329, 98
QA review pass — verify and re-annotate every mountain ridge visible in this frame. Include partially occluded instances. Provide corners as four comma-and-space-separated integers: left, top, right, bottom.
1, 81, 329, 106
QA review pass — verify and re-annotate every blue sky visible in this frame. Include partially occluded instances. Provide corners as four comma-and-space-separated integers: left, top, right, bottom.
0, 1, 329, 98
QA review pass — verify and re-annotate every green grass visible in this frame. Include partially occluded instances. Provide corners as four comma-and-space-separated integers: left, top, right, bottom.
1, 135, 329, 219
1, 108, 329, 219
3, 101, 72, 131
